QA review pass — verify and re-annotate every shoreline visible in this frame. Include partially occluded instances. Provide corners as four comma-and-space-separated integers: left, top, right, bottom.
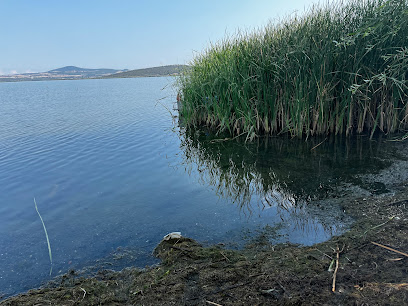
1, 141, 407, 305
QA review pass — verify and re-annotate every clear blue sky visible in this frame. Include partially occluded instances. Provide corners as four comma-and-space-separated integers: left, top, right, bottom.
0, 0, 326, 74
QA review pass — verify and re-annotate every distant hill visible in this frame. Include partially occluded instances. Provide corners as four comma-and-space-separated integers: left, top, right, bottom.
0, 65, 187, 82
48, 66, 125, 77
101, 65, 189, 79
0, 66, 126, 82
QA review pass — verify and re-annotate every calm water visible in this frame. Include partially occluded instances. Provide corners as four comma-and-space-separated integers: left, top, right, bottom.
0, 77, 397, 297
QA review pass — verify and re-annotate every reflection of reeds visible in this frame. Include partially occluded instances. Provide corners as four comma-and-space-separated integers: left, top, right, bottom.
180, 132, 392, 235
177, 0, 408, 139
180, 131, 390, 211
34, 198, 53, 276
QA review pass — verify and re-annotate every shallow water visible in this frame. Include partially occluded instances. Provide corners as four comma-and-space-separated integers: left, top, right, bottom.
0, 77, 400, 297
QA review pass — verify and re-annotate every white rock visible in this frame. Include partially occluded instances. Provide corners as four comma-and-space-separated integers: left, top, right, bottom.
163, 232, 182, 241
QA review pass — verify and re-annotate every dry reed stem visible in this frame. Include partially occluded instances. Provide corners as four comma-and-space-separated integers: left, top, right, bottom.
310, 137, 327, 151
332, 245, 340, 292
206, 301, 223, 306
371, 242, 408, 258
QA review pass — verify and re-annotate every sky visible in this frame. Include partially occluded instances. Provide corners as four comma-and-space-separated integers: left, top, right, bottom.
0, 0, 327, 74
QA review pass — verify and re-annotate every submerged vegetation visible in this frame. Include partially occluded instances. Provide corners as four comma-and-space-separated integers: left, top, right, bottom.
178, 0, 408, 139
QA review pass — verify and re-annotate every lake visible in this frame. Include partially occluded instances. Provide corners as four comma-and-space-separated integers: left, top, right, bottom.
0, 77, 397, 298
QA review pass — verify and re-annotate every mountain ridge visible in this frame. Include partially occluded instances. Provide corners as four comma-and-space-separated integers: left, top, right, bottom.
48, 66, 127, 75
100, 65, 189, 79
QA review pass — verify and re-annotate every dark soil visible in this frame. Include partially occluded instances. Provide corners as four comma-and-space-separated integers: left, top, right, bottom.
1, 143, 408, 305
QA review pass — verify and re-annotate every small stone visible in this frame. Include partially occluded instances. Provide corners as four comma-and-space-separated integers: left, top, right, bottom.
163, 232, 182, 240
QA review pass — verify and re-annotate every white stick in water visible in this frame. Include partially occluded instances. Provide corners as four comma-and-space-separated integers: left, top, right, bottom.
34, 198, 53, 276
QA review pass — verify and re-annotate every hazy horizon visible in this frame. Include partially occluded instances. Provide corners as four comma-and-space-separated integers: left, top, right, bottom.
0, 0, 337, 75
0, 64, 186, 76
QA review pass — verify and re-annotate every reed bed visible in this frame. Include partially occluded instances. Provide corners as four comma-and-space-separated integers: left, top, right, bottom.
177, 0, 408, 139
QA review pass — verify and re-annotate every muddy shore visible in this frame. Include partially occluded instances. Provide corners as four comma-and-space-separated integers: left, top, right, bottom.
1, 140, 407, 305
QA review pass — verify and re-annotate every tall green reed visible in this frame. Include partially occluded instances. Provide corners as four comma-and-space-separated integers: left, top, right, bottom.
177, 0, 408, 139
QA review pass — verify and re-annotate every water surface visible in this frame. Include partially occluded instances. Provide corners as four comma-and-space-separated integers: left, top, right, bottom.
0, 77, 398, 297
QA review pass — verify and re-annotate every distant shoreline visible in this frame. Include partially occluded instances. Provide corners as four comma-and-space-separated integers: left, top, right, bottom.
0, 65, 188, 83
0, 75, 178, 83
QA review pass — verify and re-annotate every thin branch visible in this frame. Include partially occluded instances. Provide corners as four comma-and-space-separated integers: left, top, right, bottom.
332, 245, 340, 292
206, 301, 223, 306
311, 137, 327, 151
371, 242, 408, 258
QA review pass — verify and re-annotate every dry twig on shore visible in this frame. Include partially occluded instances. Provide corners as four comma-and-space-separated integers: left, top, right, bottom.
332, 244, 345, 293
371, 242, 408, 258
